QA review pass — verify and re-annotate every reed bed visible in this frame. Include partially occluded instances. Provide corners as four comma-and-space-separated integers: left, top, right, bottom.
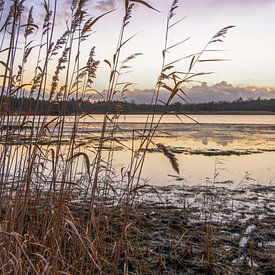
0, 0, 258, 274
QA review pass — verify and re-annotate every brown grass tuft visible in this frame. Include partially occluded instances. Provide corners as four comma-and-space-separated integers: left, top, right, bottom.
156, 143, 180, 174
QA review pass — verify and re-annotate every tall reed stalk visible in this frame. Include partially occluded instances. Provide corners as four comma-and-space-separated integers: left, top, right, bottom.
0, 0, 233, 273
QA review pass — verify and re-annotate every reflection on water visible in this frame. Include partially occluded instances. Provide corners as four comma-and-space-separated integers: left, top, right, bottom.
83, 114, 275, 124
109, 115, 275, 187
2, 115, 275, 187
99, 115, 275, 187
127, 151, 275, 187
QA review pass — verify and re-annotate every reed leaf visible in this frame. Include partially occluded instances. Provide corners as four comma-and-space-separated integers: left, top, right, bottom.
130, 0, 159, 12
81, 9, 114, 35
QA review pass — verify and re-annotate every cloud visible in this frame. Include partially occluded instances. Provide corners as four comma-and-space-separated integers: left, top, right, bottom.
89, 82, 275, 104
189, 0, 275, 11
196, 0, 274, 5
186, 81, 275, 103
94, 0, 117, 12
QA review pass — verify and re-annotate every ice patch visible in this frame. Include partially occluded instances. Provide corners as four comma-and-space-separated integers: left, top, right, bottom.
265, 241, 275, 247
239, 237, 248, 247
248, 259, 258, 268
239, 225, 256, 247
245, 224, 256, 234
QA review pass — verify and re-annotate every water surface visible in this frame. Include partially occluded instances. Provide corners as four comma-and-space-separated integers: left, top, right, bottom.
4, 114, 275, 188
92, 114, 275, 188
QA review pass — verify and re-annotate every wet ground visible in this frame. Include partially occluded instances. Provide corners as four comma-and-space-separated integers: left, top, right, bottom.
104, 184, 275, 274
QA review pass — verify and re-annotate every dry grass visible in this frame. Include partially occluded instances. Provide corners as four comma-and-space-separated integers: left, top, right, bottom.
0, 0, 237, 273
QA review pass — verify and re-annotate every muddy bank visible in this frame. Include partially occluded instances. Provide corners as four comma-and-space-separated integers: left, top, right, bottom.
79, 185, 275, 273
1, 184, 274, 274
113, 204, 274, 274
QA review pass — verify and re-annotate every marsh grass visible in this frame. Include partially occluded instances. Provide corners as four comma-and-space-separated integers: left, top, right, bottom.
0, 0, 238, 273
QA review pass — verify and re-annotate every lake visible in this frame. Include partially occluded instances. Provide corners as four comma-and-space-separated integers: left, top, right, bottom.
102, 114, 275, 188
3, 114, 275, 188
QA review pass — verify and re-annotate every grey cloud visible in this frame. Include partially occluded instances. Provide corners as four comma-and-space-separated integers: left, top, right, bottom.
186, 81, 275, 103
196, 0, 274, 5
94, 0, 117, 11
90, 82, 275, 104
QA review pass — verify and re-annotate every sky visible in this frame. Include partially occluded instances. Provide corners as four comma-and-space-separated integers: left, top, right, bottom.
1, 0, 275, 103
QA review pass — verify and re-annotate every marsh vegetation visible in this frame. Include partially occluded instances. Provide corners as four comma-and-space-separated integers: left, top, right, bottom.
0, 0, 274, 274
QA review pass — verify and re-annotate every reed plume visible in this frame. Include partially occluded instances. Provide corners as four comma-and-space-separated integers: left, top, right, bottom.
0, 0, 235, 273
157, 143, 180, 174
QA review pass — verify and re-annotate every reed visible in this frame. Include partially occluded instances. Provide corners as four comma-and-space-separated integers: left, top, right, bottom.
0, 0, 234, 273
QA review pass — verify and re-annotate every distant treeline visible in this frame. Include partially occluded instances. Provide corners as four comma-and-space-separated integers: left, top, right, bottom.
2, 96, 275, 114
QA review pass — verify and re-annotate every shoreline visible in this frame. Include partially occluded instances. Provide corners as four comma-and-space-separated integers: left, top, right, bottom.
1, 184, 274, 273
10, 111, 275, 116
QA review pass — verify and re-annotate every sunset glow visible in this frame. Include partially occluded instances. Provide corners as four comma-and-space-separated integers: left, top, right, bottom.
1, 0, 274, 102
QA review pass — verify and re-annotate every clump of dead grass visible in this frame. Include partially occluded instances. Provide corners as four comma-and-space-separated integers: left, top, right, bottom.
0, 0, 235, 273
